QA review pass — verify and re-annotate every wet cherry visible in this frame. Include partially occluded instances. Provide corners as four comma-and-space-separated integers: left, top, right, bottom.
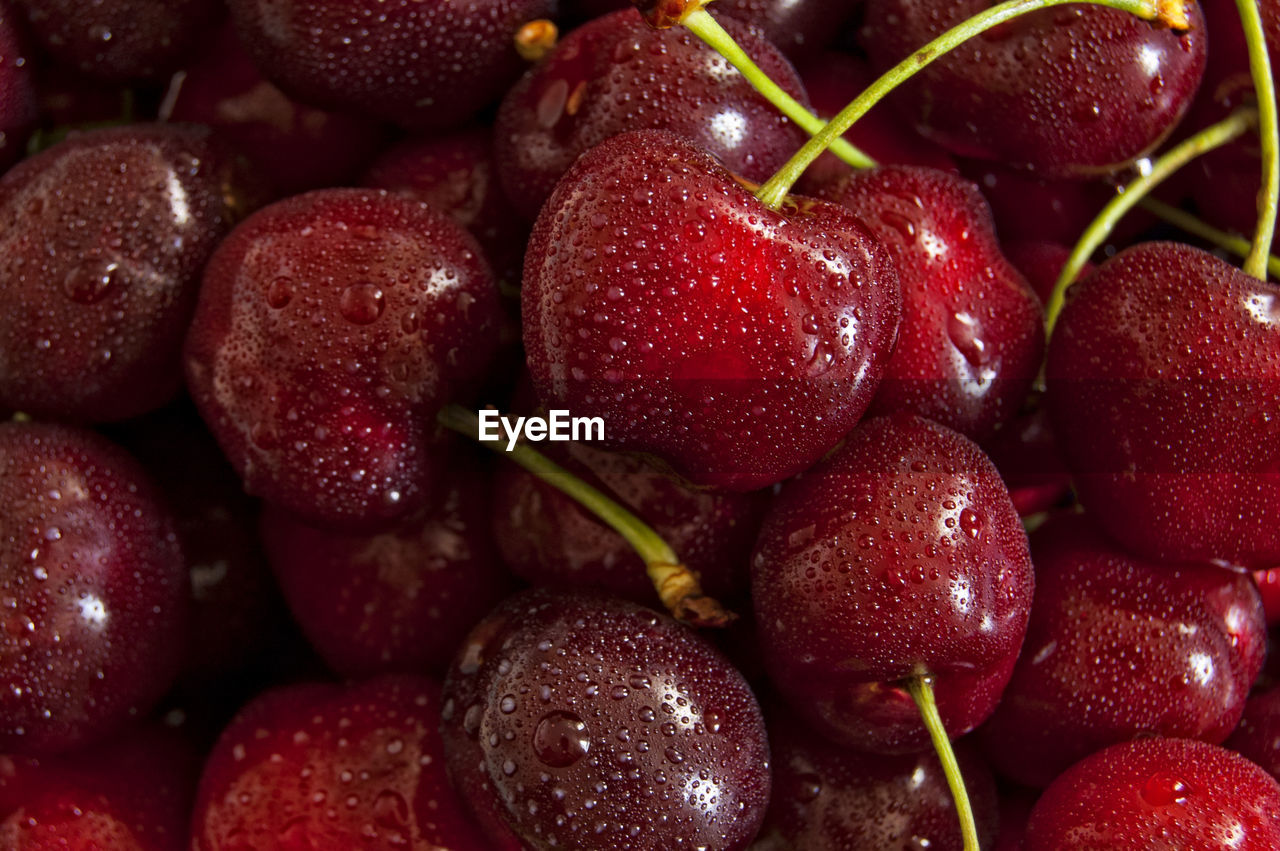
0, 1, 35, 173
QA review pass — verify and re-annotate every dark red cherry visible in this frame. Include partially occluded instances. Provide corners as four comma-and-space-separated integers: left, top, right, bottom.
166, 22, 386, 196
0, 724, 198, 850
364, 126, 529, 292
191, 675, 489, 850
1025, 738, 1280, 849
1045, 242, 1280, 568
0, 125, 256, 422
817, 165, 1045, 439
492, 438, 765, 606
1227, 686, 1280, 781
12, 0, 221, 81
0, 2, 36, 173
0, 421, 187, 755
860, 0, 1206, 177
260, 453, 517, 678
959, 159, 1124, 245
992, 786, 1038, 851
795, 50, 956, 195
753, 708, 999, 850
441, 588, 772, 850
226, 0, 556, 130
978, 406, 1072, 517
1002, 240, 1094, 306
523, 129, 901, 492
1253, 568, 1280, 626
981, 512, 1266, 788
184, 188, 504, 532
752, 413, 1033, 753
494, 9, 810, 221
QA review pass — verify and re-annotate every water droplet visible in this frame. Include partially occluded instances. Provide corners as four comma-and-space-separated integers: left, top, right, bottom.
947, 312, 989, 367
63, 258, 118, 304
796, 772, 822, 802
532, 711, 590, 768
959, 508, 983, 539
1140, 771, 1193, 806
267, 276, 294, 309
340, 283, 385, 324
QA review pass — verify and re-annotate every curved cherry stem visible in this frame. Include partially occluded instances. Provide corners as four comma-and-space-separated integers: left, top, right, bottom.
753, 0, 1190, 210
437, 404, 735, 627
907, 675, 979, 851
1043, 108, 1257, 334
1139, 197, 1280, 278
1235, 0, 1279, 279
681, 9, 877, 170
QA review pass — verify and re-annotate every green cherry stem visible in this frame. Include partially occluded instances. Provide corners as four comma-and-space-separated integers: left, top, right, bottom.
1043, 108, 1257, 335
1138, 197, 1280, 278
1235, 0, 1279, 279
437, 404, 735, 627
907, 675, 979, 851
753, 0, 1190, 210
681, 8, 877, 170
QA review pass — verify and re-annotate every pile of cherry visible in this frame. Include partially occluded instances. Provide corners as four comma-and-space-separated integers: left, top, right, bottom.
0, 0, 1279, 846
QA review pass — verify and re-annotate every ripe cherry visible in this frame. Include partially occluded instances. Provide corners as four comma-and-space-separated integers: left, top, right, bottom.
1045, 241, 1280, 568
752, 413, 1033, 753
523, 129, 901, 492
1227, 685, 1280, 781
0, 2, 35, 173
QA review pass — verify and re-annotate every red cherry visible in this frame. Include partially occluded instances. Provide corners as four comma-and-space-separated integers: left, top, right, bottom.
192, 675, 489, 850
818, 165, 1045, 439
1025, 738, 1280, 849
494, 9, 810, 221
523, 129, 901, 491
0, 2, 36, 173
1252, 568, 1280, 626
752, 413, 1033, 753
860, 0, 1207, 177
0, 421, 187, 754
184, 188, 504, 532
0, 125, 256, 422
1002, 240, 1095, 306
1045, 242, 1280, 568
978, 406, 1073, 518
982, 512, 1266, 787
1227, 685, 1280, 782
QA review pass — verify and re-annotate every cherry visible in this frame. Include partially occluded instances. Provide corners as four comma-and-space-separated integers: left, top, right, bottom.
0, 723, 198, 849
183, 188, 504, 532
992, 786, 1038, 851
754, 707, 1000, 850
860, 0, 1206, 177
0, 421, 187, 755
981, 512, 1266, 788
191, 674, 489, 850
1024, 738, 1280, 849
0, 125, 257, 422
494, 9, 810, 222
0, 2, 36, 173
363, 126, 529, 292
978, 406, 1073, 517
492, 437, 765, 606
1003, 240, 1095, 305
817, 165, 1045, 439
752, 413, 1033, 753
523, 129, 901, 492
440, 588, 772, 849
1226, 685, 1280, 782
1045, 241, 1280, 568
166, 22, 387, 196
260, 453, 517, 678
1253, 567, 1280, 625
226, 0, 556, 130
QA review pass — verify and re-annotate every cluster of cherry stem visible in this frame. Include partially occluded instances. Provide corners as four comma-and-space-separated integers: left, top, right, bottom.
439, 1, 1280, 848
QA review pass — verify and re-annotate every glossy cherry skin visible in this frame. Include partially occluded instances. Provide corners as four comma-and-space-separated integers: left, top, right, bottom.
12, 0, 221, 81
524, 129, 901, 492
978, 406, 1072, 517
167, 22, 386, 196
981, 512, 1266, 788
959, 159, 1125, 245
1253, 568, 1280, 625
753, 708, 999, 851
0, 2, 36, 173
752, 413, 1033, 753
1002, 240, 1094, 306
818, 165, 1045, 439
191, 675, 489, 850
1046, 242, 1280, 568
492, 438, 765, 606
1025, 738, 1280, 850
1226, 686, 1280, 781
184, 188, 504, 532
227, 0, 556, 130
441, 588, 772, 850
260, 454, 517, 678
0, 125, 255, 422
0, 421, 188, 755
0, 724, 198, 850
860, 0, 1206, 177
494, 9, 809, 222
364, 127, 529, 292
